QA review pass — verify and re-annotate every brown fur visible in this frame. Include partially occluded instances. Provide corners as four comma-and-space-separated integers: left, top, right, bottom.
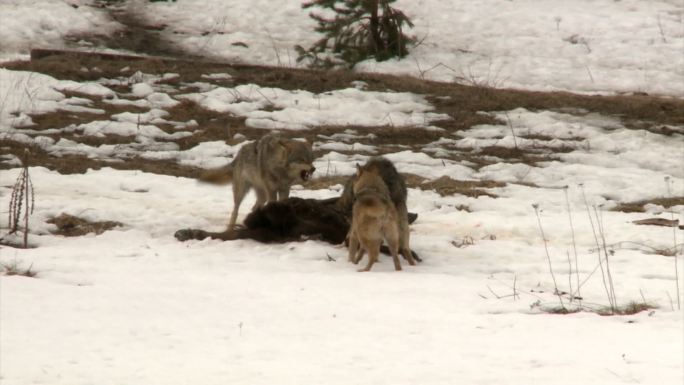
338, 157, 415, 264
348, 165, 403, 272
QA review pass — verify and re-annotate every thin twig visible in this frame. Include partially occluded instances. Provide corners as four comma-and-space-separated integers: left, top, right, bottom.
265, 28, 282, 66
533, 204, 565, 309
504, 112, 518, 150
580, 184, 614, 312
564, 187, 581, 305
584, 65, 595, 84
594, 206, 618, 309
657, 13, 667, 43
513, 275, 520, 301
487, 285, 502, 299
566, 251, 573, 302
665, 176, 680, 309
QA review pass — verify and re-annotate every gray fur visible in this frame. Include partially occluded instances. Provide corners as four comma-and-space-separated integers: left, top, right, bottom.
227, 134, 315, 229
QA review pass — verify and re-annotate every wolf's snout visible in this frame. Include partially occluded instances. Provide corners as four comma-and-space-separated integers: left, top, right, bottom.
301, 167, 315, 181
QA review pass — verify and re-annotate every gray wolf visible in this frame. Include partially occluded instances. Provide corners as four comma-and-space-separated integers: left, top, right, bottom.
201, 134, 315, 230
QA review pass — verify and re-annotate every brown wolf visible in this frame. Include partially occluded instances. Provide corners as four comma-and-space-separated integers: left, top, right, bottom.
201, 134, 315, 230
348, 163, 406, 272
339, 157, 416, 265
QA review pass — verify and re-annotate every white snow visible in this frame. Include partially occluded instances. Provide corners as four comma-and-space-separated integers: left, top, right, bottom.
131, 82, 155, 98
1, 1, 683, 384
1, 159, 682, 384
0, 0, 120, 62
141, 0, 684, 97
0, 69, 117, 133
179, 84, 448, 130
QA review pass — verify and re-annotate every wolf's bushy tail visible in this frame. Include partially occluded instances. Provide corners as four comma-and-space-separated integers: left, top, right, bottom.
198, 164, 234, 185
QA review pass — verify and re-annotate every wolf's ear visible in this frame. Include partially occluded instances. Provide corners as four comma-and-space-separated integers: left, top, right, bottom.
355, 163, 362, 176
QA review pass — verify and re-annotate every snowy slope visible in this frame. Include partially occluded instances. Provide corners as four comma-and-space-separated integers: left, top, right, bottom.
141, 0, 684, 96
1, 1, 681, 96
0, 0, 120, 62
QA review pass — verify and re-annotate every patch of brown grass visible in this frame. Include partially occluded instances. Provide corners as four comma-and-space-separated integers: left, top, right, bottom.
27, 110, 103, 131
542, 301, 657, 316
612, 197, 684, 213
542, 306, 582, 315
47, 213, 122, 237
15, 89, 145, 133
402, 173, 427, 186
164, 99, 262, 150
597, 302, 658, 316
302, 175, 349, 190
0, 139, 202, 178
416, 175, 505, 197
2, 261, 37, 277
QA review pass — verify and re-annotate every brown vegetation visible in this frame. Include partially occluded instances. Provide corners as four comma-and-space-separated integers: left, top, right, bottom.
47, 213, 122, 237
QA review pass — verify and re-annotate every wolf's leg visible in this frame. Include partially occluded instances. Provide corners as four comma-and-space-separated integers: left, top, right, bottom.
277, 186, 290, 201
397, 203, 416, 265
355, 248, 365, 264
265, 187, 278, 203
252, 187, 267, 210
348, 230, 359, 263
358, 240, 380, 272
385, 225, 402, 271
228, 180, 250, 230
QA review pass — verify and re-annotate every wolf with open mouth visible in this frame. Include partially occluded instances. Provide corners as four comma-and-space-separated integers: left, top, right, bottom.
200, 133, 315, 230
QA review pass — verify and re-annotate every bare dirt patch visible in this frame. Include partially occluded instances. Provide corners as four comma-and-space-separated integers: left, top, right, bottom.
417, 176, 505, 198
0, 140, 201, 178
301, 172, 504, 198
612, 197, 684, 213
302, 175, 350, 190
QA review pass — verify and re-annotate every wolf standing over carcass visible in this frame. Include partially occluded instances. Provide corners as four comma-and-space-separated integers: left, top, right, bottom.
202, 134, 316, 230
347, 157, 416, 271
340, 157, 416, 266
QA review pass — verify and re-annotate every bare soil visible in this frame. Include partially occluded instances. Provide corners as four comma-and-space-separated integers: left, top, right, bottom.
612, 197, 684, 213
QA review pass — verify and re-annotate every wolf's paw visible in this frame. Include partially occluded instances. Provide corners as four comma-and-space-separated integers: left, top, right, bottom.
174, 228, 210, 241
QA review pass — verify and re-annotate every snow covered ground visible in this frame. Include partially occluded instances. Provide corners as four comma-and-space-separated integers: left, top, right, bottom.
141, 0, 684, 96
1, 1, 683, 384
1, 0, 682, 96
1, 64, 683, 384
1, 165, 682, 385
0, 0, 120, 63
